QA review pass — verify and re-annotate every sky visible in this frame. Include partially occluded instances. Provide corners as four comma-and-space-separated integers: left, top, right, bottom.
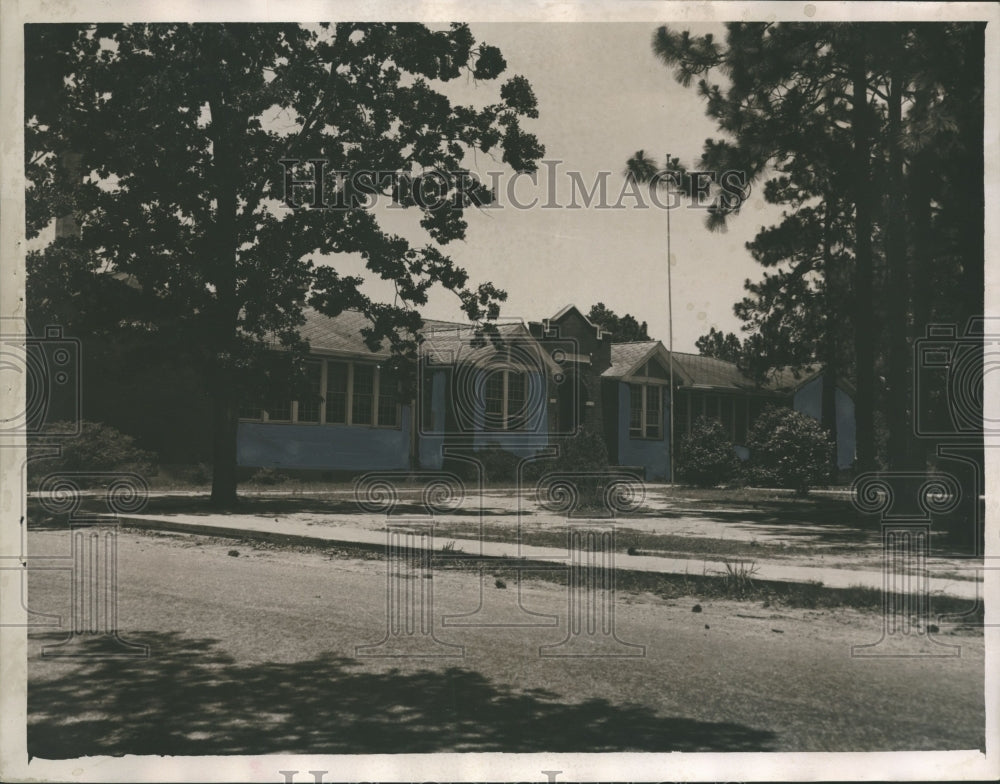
29, 21, 787, 353
372, 22, 786, 352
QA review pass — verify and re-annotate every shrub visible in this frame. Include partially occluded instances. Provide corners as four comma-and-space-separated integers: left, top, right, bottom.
743, 406, 835, 494
676, 416, 739, 487
28, 421, 158, 485
473, 444, 521, 485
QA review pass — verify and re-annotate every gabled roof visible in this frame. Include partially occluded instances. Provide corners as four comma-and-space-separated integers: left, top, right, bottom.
602, 340, 692, 384
544, 304, 606, 340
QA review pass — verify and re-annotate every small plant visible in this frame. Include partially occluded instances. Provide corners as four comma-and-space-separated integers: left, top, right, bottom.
722, 559, 759, 597
676, 416, 740, 487
494, 578, 507, 589
441, 540, 460, 553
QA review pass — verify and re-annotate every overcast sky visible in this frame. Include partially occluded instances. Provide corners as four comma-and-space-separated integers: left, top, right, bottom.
30, 21, 786, 353
382, 22, 786, 352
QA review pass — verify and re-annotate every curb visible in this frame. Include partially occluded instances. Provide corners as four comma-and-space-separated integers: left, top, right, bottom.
117, 516, 981, 612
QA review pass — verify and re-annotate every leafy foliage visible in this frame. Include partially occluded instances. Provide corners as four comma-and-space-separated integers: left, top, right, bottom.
694, 327, 743, 364
586, 303, 651, 342
743, 406, 834, 494
676, 416, 739, 487
25, 23, 545, 504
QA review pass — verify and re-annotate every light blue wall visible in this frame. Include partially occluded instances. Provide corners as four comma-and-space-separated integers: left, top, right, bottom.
616, 382, 670, 481
418, 371, 446, 470
237, 406, 412, 471
793, 376, 856, 469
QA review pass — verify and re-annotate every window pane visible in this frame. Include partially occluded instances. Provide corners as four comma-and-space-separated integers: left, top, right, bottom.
352, 364, 374, 425
297, 361, 322, 423
377, 369, 399, 428
326, 362, 348, 424
484, 371, 504, 430
629, 384, 643, 436
238, 394, 262, 420
265, 397, 291, 422
675, 391, 689, 440
507, 371, 527, 430
645, 386, 661, 439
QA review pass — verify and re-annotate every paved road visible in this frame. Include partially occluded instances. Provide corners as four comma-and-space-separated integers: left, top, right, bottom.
26, 528, 984, 757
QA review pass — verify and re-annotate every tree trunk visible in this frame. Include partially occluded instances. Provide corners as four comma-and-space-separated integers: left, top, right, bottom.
207, 92, 242, 508
821, 198, 839, 477
885, 34, 913, 470
210, 376, 239, 506
851, 35, 877, 472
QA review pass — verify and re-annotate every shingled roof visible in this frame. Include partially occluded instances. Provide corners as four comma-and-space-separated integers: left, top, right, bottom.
292, 309, 561, 374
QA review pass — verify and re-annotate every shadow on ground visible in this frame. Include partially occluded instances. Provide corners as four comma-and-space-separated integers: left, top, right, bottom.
29, 631, 776, 757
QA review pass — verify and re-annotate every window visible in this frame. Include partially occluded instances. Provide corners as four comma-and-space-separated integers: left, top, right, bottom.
377, 369, 400, 428
296, 361, 323, 424
237, 358, 401, 428
264, 393, 291, 423
484, 369, 529, 431
238, 395, 263, 421
326, 362, 348, 424
645, 385, 662, 439
629, 383, 664, 439
675, 391, 689, 440
352, 364, 375, 425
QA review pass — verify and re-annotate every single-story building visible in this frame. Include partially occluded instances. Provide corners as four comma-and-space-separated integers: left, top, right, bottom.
236, 305, 856, 480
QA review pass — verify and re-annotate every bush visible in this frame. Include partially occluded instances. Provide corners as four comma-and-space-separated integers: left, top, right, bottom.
676, 416, 740, 487
28, 421, 158, 485
743, 406, 835, 494
475, 444, 521, 485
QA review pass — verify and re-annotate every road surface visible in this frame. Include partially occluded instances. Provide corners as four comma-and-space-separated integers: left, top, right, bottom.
25, 528, 985, 757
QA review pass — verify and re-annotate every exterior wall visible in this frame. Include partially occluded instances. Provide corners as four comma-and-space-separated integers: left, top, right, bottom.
417, 370, 447, 469
615, 382, 670, 481
237, 406, 412, 471
792, 376, 857, 469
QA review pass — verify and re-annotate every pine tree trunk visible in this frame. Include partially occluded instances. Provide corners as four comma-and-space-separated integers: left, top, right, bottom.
207, 94, 241, 508
851, 37, 877, 472
885, 40, 912, 470
821, 198, 839, 477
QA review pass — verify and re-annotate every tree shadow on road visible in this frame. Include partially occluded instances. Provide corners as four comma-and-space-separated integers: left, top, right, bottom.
29, 631, 776, 757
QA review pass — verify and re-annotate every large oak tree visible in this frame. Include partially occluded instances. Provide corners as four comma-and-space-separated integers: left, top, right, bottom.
26, 23, 545, 505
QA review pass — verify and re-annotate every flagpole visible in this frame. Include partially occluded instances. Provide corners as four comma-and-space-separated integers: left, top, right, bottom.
666, 155, 675, 487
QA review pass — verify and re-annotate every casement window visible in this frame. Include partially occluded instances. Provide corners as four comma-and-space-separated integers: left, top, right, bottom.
628, 383, 663, 439
240, 358, 400, 428
483, 369, 528, 431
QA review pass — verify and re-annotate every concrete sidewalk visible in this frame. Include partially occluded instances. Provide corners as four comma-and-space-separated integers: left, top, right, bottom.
115, 510, 984, 601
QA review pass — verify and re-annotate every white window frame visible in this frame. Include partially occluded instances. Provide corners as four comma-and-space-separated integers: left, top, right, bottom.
239, 358, 401, 429
483, 368, 528, 431
628, 381, 667, 440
